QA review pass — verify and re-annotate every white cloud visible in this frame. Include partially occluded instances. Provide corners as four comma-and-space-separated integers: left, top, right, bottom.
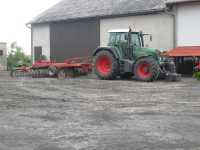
0, 0, 61, 55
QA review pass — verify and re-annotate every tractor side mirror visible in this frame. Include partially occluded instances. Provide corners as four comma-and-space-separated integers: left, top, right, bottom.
150, 35, 153, 42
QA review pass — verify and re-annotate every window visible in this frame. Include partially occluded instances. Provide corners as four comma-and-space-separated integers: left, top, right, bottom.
115, 33, 121, 43
131, 33, 141, 47
120, 33, 128, 43
0, 50, 3, 56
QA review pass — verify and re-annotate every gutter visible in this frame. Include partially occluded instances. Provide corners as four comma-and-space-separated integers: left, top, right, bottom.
25, 23, 33, 63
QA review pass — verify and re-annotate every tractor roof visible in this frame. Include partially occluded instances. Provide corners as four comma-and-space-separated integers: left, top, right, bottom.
108, 29, 139, 33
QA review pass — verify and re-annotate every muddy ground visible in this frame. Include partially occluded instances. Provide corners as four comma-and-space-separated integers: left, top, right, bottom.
0, 71, 200, 150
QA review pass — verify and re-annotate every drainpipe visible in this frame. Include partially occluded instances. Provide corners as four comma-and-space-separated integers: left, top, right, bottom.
164, 5, 177, 48
26, 23, 33, 63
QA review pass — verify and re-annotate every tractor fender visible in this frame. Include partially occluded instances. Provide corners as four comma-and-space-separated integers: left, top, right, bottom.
93, 47, 120, 59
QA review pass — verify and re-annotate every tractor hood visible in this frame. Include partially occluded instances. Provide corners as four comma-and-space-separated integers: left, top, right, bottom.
136, 47, 160, 59
140, 47, 158, 53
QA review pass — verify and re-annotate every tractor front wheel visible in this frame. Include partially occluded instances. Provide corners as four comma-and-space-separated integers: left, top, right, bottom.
134, 57, 160, 82
94, 51, 118, 80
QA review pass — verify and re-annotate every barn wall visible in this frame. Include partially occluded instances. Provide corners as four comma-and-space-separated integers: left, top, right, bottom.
50, 19, 100, 62
100, 13, 174, 51
32, 24, 50, 61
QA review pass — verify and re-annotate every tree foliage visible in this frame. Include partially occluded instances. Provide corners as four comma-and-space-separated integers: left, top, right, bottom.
193, 72, 200, 81
7, 42, 31, 70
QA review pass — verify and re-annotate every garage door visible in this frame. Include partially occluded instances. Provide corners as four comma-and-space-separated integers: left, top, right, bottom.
177, 3, 200, 46
50, 19, 100, 62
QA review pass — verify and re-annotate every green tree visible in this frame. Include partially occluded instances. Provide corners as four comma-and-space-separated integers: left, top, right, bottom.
193, 72, 200, 81
7, 42, 31, 70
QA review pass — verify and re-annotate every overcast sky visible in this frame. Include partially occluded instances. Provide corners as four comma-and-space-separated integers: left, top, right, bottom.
0, 0, 61, 55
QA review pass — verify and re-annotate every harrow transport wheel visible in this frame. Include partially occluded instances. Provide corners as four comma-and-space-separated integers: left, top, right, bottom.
134, 57, 160, 82
94, 51, 118, 80
57, 69, 66, 80
48, 66, 58, 77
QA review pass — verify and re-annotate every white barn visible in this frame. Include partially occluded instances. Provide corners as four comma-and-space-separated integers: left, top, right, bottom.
29, 0, 200, 62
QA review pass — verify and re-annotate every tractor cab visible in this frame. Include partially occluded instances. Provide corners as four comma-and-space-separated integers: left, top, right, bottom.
108, 29, 144, 48
107, 29, 154, 60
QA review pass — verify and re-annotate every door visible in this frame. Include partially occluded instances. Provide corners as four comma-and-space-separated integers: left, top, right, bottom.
34, 46, 42, 61
50, 19, 100, 62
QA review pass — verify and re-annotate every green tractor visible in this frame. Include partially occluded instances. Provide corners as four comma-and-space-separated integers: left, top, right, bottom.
93, 28, 181, 82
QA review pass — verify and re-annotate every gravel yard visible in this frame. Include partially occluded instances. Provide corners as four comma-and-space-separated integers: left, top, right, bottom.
0, 71, 200, 150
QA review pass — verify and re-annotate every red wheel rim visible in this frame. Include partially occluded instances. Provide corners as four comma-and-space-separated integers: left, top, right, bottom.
137, 63, 151, 78
96, 56, 112, 75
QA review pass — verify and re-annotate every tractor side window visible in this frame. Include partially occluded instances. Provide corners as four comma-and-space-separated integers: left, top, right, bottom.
120, 33, 128, 43
109, 33, 116, 44
120, 33, 128, 51
131, 33, 141, 47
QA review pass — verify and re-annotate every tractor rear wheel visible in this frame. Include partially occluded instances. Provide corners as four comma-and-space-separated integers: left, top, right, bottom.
94, 51, 118, 80
134, 57, 160, 82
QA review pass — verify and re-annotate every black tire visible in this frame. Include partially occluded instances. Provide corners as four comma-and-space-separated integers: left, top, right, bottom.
134, 57, 160, 82
94, 51, 119, 80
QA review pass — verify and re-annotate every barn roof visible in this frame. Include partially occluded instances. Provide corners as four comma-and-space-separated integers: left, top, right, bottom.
30, 0, 166, 24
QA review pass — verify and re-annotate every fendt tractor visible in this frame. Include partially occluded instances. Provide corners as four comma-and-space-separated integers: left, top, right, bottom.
93, 28, 181, 82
